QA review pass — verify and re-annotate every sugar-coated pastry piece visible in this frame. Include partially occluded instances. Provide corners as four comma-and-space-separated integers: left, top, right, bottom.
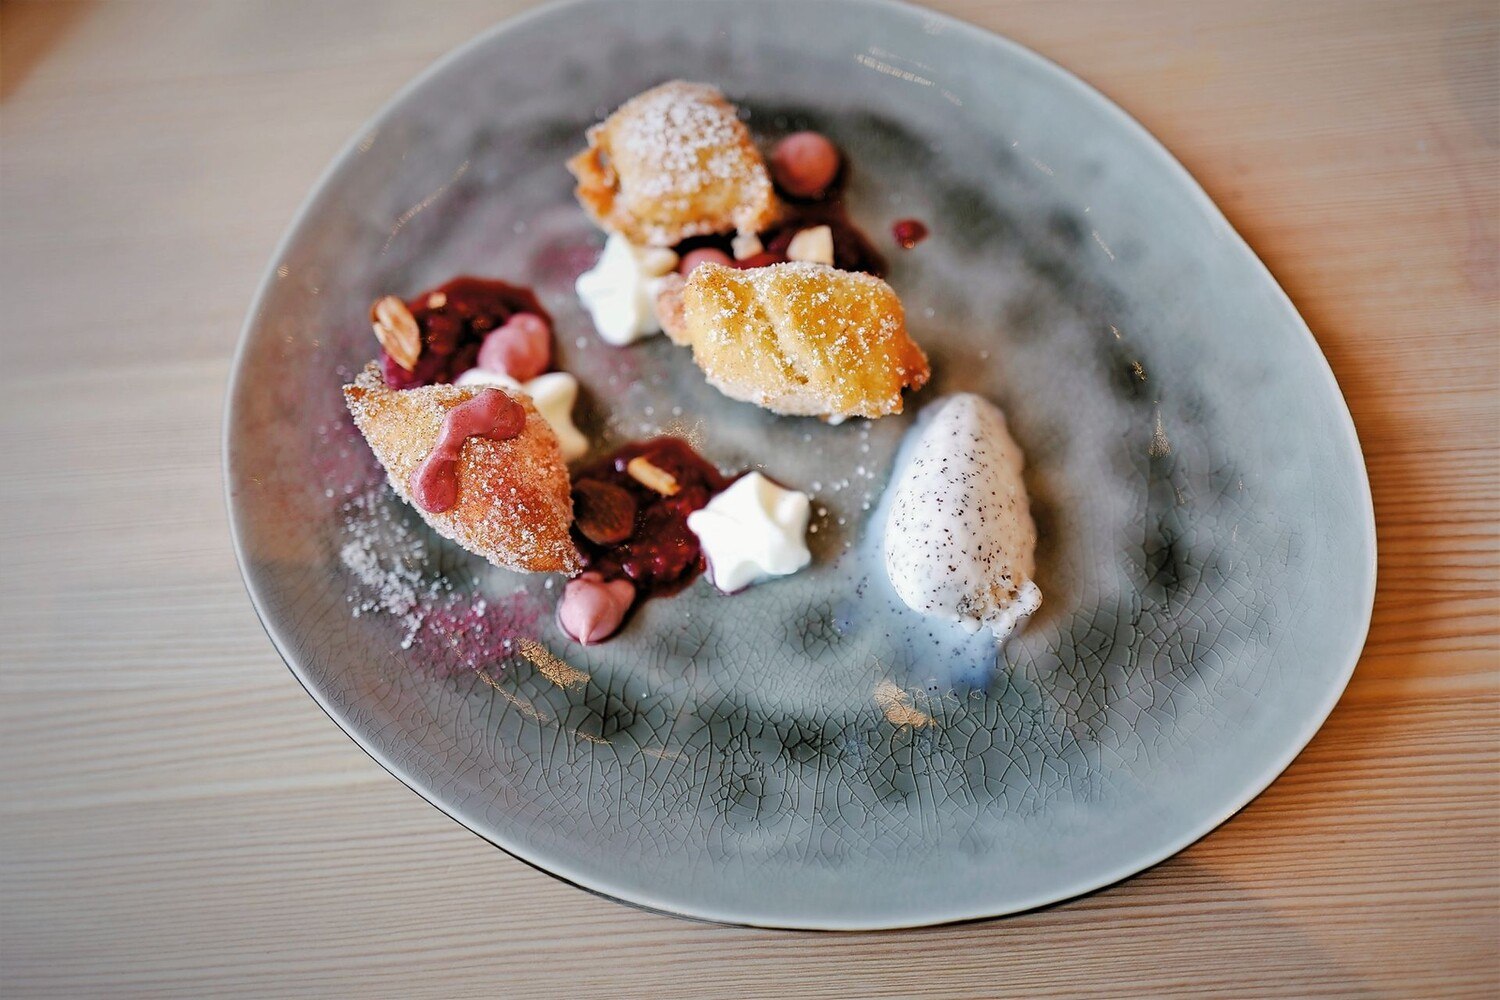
653, 273, 689, 342
567, 81, 780, 247
343, 363, 582, 574
667, 261, 930, 419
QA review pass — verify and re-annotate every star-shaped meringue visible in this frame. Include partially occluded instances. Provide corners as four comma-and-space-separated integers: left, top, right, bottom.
686, 472, 812, 593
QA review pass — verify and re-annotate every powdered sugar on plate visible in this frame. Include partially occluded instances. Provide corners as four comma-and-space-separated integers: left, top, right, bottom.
337, 479, 549, 674
339, 486, 449, 648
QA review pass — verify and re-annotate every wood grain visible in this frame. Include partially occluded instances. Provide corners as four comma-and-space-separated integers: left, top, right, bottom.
1, 1, 1496, 996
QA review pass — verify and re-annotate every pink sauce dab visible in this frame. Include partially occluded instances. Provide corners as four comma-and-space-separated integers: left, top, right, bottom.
408, 388, 526, 513
476, 312, 551, 381
892, 218, 929, 249
557, 573, 636, 645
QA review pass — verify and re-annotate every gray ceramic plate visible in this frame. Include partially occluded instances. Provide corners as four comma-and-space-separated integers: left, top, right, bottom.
226, 0, 1376, 929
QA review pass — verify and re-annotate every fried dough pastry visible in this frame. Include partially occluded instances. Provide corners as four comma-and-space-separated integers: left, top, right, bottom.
567, 81, 779, 247
665, 261, 930, 419
343, 363, 582, 574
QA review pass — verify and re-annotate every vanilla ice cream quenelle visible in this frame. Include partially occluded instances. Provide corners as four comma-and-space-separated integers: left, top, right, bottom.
883, 393, 1041, 640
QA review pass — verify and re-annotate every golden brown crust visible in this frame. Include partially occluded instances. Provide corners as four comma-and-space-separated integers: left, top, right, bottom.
343, 364, 582, 574
654, 273, 689, 341
674, 262, 930, 419
567, 81, 779, 247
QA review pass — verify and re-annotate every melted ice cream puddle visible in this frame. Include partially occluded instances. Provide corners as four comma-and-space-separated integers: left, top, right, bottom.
883, 393, 1041, 639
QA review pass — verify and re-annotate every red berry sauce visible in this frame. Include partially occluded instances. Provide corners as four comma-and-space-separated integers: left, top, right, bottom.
764, 201, 888, 276
379, 276, 552, 389
669, 131, 888, 278
892, 217, 929, 249
569, 438, 729, 600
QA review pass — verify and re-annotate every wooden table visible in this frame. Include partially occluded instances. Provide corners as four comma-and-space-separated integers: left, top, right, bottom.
3, 1, 1496, 995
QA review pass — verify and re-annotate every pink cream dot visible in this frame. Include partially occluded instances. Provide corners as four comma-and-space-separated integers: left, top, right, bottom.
557, 572, 636, 645
476, 312, 551, 381
771, 132, 841, 198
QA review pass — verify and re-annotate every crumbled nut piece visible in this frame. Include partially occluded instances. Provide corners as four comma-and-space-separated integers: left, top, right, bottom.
731, 231, 764, 260
426, 291, 448, 309
626, 456, 680, 496
786, 225, 835, 265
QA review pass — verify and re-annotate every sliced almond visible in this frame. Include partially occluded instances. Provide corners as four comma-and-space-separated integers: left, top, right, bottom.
786, 225, 835, 265
371, 295, 421, 371
626, 456, 680, 496
426, 291, 448, 309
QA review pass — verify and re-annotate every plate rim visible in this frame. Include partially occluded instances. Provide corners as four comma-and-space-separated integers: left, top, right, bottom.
223, 0, 1378, 930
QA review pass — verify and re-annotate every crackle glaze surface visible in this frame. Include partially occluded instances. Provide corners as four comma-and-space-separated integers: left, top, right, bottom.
226, 0, 1375, 928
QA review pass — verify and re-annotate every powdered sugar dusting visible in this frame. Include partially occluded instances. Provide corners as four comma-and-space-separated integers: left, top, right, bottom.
339, 486, 449, 648
343, 363, 581, 574
569, 81, 779, 245
680, 261, 929, 418
618, 83, 747, 198
338, 480, 547, 671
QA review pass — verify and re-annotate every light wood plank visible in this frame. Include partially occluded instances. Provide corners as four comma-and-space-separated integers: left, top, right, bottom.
2, 1, 1496, 996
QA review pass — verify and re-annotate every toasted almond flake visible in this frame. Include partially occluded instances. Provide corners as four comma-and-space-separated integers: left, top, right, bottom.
371, 295, 421, 371
426, 291, 448, 309
626, 456, 680, 496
